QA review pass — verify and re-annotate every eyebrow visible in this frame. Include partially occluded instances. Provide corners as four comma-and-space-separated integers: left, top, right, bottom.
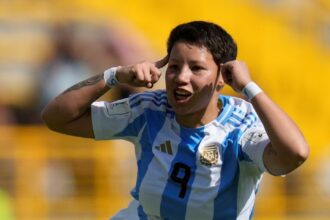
168, 58, 180, 62
169, 58, 206, 65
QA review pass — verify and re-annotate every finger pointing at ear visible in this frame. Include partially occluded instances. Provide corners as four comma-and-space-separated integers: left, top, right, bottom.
221, 60, 252, 92
114, 57, 169, 88
147, 55, 169, 88
154, 55, 169, 69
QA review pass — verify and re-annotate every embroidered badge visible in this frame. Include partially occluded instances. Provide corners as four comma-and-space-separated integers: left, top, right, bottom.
242, 129, 266, 144
200, 144, 219, 166
105, 98, 130, 116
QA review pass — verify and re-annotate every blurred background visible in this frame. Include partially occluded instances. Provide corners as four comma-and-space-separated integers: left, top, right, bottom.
0, 0, 329, 219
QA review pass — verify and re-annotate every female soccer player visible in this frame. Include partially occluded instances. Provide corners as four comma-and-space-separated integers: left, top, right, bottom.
41, 21, 309, 219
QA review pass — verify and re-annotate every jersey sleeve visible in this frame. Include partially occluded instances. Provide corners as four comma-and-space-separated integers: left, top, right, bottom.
239, 124, 270, 173
91, 97, 144, 141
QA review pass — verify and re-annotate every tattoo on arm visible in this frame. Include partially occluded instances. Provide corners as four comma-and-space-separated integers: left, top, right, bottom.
63, 74, 104, 93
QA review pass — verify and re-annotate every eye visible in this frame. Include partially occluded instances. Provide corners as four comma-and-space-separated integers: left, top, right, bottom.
168, 64, 179, 71
191, 65, 205, 72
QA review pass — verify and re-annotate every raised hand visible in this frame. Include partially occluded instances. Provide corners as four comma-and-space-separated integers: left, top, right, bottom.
220, 60, 252, 92
116, 56, 168, 88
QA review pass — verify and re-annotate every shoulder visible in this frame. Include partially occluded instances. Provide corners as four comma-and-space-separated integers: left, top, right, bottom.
220, 95, 255, 114
128, 90, 173, 113
91, 90, 173, 120
219, 95, 260, 128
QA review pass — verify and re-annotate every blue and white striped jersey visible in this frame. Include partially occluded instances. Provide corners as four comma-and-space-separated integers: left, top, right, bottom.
91, 90, 269, 220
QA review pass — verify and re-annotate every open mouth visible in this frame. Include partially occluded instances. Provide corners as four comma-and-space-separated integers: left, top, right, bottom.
174, 89, 192, 102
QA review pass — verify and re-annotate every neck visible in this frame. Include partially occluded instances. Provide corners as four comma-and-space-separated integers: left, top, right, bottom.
176, 97, 222, 128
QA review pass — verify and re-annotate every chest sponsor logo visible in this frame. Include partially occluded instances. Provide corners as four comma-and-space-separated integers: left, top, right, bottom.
200, 144, 219, 166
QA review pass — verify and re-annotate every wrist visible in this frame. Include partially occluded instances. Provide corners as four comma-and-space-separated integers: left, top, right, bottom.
104, 66, 121, 87
241, 81, 263, 101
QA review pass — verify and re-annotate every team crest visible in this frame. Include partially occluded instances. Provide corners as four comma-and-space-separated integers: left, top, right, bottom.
200, 144, 219, 166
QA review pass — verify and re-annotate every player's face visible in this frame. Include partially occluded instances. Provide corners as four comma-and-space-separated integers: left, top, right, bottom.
165, 42, 223, 127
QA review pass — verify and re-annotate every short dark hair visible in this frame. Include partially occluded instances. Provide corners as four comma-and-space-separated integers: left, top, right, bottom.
167, 21, 237, 64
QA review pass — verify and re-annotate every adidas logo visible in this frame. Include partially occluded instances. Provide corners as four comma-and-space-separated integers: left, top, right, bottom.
155, 140, 173, 155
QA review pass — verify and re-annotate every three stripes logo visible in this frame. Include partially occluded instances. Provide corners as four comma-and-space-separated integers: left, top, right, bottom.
155, 140, 173, 155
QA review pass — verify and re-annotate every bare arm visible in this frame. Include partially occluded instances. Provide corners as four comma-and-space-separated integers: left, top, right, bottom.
221, 61, 309, 176
41, 74, 109, 138
41, 57, 168, 138
251, 92, 309, 176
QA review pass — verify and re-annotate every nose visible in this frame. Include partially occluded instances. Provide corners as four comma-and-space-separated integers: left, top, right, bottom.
175, 66, 190, 84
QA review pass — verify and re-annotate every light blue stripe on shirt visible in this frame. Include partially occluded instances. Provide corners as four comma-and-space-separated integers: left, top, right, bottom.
213, 130, 240, 220
137, 204, 148, 220
160, 127, 205, 219
130, 91, 168, 107
131, 109, 167, 200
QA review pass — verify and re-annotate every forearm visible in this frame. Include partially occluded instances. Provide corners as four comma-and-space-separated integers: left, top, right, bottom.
221, 60, 309, 174
41, 73, 109, 130
251, 92, 309, 171
40, 57, 167, 138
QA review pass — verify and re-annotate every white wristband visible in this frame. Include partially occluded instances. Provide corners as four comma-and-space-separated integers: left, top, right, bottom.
242, 82, 263, 100
104, 67, 120, 87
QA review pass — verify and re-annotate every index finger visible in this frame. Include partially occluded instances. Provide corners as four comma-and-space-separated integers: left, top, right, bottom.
154, 55, 169, 69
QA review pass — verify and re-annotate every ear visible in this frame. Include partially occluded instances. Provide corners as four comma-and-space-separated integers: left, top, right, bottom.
216, 67, 225, 91
216, 84, 223, 91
